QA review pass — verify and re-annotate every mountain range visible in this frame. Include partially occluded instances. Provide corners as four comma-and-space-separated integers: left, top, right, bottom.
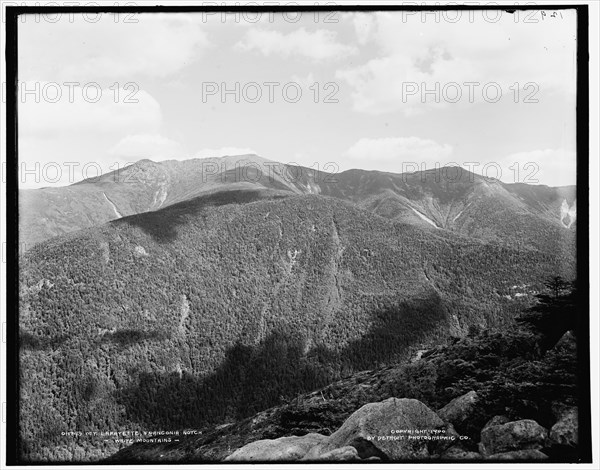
17, 154, 577, 462
20, 154, 576, 251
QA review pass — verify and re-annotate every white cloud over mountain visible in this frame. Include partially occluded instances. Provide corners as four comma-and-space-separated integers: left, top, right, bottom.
344, 137, 453, 173
194, 147, 258, 159
15, 11, 578, 188
499, 148, 577, 187
19, 83, 162, 136
19, 13, 210, 82
338, 10, 577, 115
236, 27, 357, 61
109, 134, 183, 159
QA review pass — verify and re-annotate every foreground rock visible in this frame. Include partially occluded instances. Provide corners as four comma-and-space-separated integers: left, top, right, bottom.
315, 397, 448, 460
224, 433, 327, 461
487, 449, 549, 460
549, 407, 578, 447
224, 398, 454, 462
553, 330, 576, 353
437, 391, 478, 429
479, 419, 548, 456
225, 398, 559, 462
302, 445, 359, 461
441, 445, 481, 460
483, 415, 510, 430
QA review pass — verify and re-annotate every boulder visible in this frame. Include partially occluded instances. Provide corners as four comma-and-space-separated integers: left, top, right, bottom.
479, 419, 548, 456
302, 445, 359, 461
316, 397, 447, 460
552, 330, 576, 353
549, 407, 578, 447
441, 445, 482, 460
437, 391, 479, 427
487, 449, 549, 460
429, 423, 461, 455
483, 415, 510, 430
301, 443, 327, 461
224, 433, 327, 461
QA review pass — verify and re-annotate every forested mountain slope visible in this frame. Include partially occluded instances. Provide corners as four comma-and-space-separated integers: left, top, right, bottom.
19, 192, 575, 461
110, 294, 581, 463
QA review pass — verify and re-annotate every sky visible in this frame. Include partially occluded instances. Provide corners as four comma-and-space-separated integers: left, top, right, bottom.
16, 7, 578, 188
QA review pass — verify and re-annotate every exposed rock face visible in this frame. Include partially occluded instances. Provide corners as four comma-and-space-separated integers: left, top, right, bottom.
479, 419, 548, 456
317, 397, 448, 460
437, 391, 479, 428
487, 449, 549, 460
549, 407, 578, 447
224, 433, 327, 461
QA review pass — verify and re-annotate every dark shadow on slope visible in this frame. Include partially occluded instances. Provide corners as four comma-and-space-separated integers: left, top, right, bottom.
115, 328, 329, 430
114, 189, 290, 244
115, 293, 447, 432
20, 330, 68, 351
341, 294, 448, 371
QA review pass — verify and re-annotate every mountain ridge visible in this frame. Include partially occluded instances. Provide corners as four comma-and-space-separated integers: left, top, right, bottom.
20, 155, 576, 250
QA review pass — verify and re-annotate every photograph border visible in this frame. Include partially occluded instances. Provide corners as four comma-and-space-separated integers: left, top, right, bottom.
3, 2, 592, 466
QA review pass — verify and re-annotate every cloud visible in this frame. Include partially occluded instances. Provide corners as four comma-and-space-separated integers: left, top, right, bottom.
19, 82, 162, 137
350, 12, 375, 45
109, 134, 183, 159
19, 13, 210, 82
337, 11, 577, 115
236, 27, 358, 61
336, 53, 480, 116
343, 138, 575, 187
18, 84, 166, 188
344, 137, 453, 173
291, 72, 316, 89
194, 147, 258, 158
497, 148, 576, 187
18, 136, 136, 188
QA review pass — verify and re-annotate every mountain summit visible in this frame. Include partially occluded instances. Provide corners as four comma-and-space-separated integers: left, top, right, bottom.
20, 155, 575, 251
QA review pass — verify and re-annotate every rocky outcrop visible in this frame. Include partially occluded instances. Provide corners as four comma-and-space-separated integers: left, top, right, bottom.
483, 415, 510, 430
310, 397, 449, 460
437, 391, 478, 428
225, 397, 457, 462
224, 433, 327, 461
479, 419, 548, 456
549, 407, 578, 447
487, 449, 549, 460
223, 398, 569, 463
